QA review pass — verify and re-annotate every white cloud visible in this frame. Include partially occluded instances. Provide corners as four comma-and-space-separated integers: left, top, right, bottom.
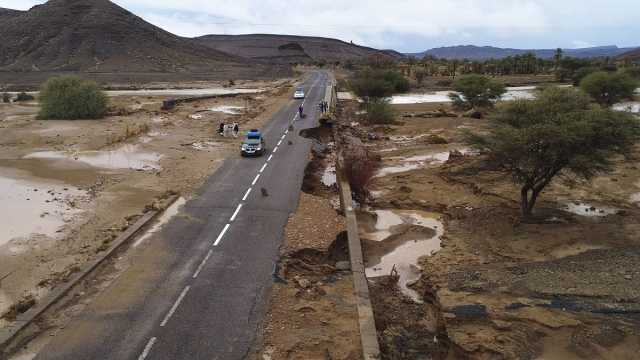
1, 0, 638, 51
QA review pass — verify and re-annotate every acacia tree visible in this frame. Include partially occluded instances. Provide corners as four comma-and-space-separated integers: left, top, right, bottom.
580, 71, 638, 107
465, 87, 640, 217
449, 75, 506, 110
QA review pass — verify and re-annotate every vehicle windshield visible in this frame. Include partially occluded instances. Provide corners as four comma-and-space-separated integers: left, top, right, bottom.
244, 138, 261, 145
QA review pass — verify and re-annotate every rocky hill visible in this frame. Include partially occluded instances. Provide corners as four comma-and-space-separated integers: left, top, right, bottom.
196, 34, 400, 64
410, 45, 638, 60
0, 0, 278, 77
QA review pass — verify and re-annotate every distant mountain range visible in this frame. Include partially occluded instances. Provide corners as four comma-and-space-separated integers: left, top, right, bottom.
408, 45, 639, 60
195, 34, 400, 64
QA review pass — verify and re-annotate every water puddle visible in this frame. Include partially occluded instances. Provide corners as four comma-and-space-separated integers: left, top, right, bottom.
0, 171, 86, 247
24, 145, 162, 171
377, 149, 470, 177
361, 210, 443, 302
321, 165, 337, 187
210, 105, 244, 115
133, 197, 187, 247
613, 102, 640, 113
390, 85, 571, 105
562, 201, 619, 217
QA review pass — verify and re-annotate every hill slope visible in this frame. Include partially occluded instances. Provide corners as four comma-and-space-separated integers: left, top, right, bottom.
410, 45, 638, 60
0, 0, 270, 75
196, 34, 399, 64
619, 48, 640, 61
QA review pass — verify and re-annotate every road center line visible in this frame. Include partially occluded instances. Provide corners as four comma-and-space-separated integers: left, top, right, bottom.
281, 134, 286, 140
259, 163, 268, 173
242, 187, 252, 201
230, 204, 243, 222
267, 154, 273, 162
160, 286, 190, 327
285, 129, 289, 134
251, 173, 261, 186
277, 139, 283, 146
193, 249, 213, 279
213, 224, 230, 246
138, 337, 157, 360
273, 146, 278, 153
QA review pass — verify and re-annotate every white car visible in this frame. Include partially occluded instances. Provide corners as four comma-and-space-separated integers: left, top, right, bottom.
293, 88, 305, 99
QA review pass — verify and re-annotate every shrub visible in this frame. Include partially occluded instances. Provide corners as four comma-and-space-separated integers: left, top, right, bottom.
366, 98, 395, 124
15, 92, 35, 102
350, 69, 410, 102
580, 71, 638, 107
571, 66, 599, 86
2, 93, 10, 103
343, 151, 380, 201
415, 69, 427, 85
621, 67, 640, 80
450, 75, 506, 110
435, 79, 453, 87
38, 76, 108, 120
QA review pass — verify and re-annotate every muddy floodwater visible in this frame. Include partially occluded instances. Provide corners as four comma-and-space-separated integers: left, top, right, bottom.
0, 169, 85, 247
134, 197, 187, 247
562, 201, 619, 217
360, 209, 443, 302
24, 144, 162, 171
209, 105, 245, 115
390, 86, 540, 104
376, 148, 471, 177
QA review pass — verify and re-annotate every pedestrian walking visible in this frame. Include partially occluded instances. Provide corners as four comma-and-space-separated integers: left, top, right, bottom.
218, 122, 225, 136
233, 123, 239, 137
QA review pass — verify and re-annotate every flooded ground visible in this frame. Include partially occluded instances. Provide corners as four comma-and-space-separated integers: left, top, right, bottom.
613, 101, 640, 113
562, 201, 620, 217
24, 145, 163, 171
209, 105, 245, 114
8, 88, 263, 98
376, 148, 471, 177
390, 86, 540, 104
0, 169, 86, 247
360, 209, 443, 302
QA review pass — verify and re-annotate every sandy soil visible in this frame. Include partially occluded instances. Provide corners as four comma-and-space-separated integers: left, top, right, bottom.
337, 99, 640, 359
0, 79, 295, 327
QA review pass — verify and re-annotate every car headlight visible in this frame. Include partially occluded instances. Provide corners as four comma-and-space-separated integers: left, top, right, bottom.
242, 144, 248, 150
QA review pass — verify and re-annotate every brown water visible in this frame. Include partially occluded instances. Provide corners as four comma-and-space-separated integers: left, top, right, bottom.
24, 144, 162, 171
360, 209, 443, 302
562, 201, 619, 217
0, 169, 86, 247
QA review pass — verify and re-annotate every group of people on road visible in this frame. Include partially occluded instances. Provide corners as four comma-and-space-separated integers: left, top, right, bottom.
219, 122, 240, 137
318, 101, 329, 113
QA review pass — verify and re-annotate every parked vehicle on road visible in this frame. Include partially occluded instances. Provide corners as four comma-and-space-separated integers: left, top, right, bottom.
241, 129, 266, 157
293, 88, 305, 99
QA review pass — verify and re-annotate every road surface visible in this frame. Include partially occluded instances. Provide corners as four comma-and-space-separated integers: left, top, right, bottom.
35, 71, 329, 360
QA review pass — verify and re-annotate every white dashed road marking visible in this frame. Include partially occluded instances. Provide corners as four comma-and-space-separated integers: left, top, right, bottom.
214, 224, 230, 246
242, 188, 252, 201
251, 173, 261, 186
193, 250, 213, 279
259, 163, 268, 173
138, 337, 157, 360
160, 286, 190, 327
230, 204, 243, 222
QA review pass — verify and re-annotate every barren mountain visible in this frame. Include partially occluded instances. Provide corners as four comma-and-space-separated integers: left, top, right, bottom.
196, 34, 400, 64
0, 0, 278, 77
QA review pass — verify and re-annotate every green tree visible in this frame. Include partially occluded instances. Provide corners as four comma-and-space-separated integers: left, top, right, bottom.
350, 69, 410, 102
365, 98, 395, 124
580, 71, 638, 107
465, 87, 640, 217
449, 75, 506, 110
38, 76, 108, 120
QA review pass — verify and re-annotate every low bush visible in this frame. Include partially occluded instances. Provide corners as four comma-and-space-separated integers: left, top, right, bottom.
580, 71, 638, 107
366, 98, 395, 124
38, 76, 108, 120
15, 92, 35, 102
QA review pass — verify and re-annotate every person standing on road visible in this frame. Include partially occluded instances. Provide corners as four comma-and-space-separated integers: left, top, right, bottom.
233, 123, 239, 137
219, 123, 225, 136
298, 105, 304, 118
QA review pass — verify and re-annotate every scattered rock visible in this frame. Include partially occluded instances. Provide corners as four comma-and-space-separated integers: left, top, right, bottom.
335, 261, 351, 271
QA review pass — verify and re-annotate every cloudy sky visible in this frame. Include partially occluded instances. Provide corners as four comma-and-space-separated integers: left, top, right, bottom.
1, 0, 638, 52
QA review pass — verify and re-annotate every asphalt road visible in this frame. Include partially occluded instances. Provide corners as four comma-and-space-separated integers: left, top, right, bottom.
35, 71, 329, 360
